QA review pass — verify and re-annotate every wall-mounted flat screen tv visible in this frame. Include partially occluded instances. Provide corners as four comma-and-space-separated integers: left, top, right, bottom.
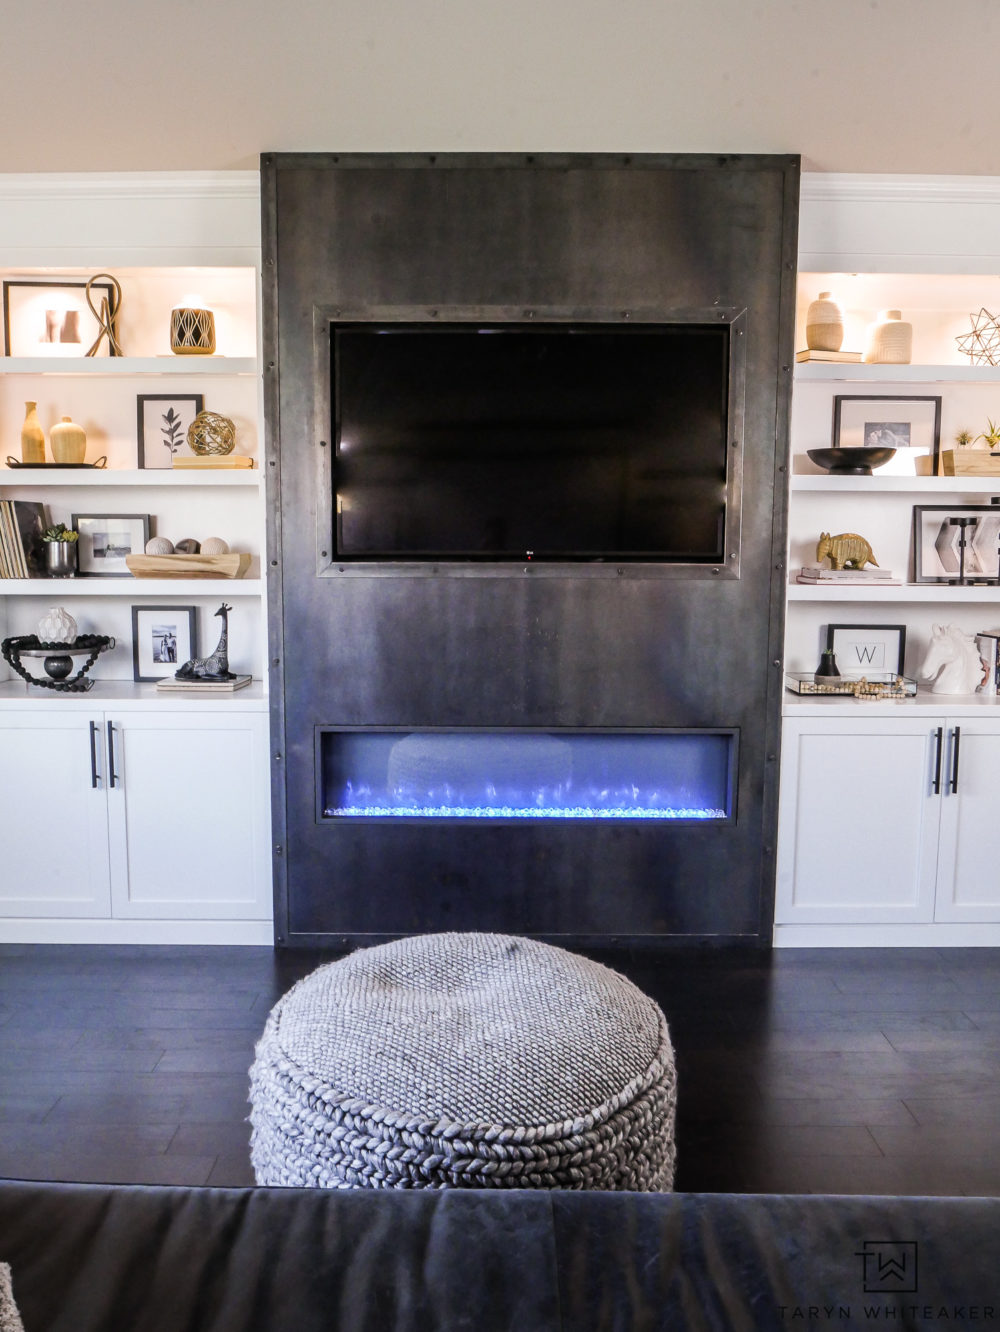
332, 322, 731, 563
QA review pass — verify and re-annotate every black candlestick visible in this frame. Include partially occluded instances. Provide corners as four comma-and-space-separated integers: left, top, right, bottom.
947, 516, 977, 586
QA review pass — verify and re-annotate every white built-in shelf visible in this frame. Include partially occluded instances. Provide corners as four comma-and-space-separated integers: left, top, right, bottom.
787, 583, 1000, 602
791, 474, 1000, 493
794, 363, 1000, 384
783, 688, 1000, 718
0, 578, 263, 597
0, 679, 268, 710
0, 467, 260, 487
0, 357, 257, 377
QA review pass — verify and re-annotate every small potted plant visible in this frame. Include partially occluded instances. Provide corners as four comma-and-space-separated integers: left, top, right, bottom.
975, 419, 1000, 452
42, 523, 80, 578
955, 428, 974, 449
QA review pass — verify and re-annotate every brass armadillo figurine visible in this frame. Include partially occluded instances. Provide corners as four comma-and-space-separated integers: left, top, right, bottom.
816, 531, 879, 571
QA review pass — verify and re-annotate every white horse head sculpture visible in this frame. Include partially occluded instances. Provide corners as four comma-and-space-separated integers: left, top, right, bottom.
919, 624, 984, 695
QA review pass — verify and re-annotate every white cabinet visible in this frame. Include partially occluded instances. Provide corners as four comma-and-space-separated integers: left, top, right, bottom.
935, 719, 1000, 921
0, 710, 112, 917
776, 708, 1000, 941
0, 698, 272, 935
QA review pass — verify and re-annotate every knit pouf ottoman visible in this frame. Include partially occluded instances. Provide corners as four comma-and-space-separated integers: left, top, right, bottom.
249, 931, 676, 1190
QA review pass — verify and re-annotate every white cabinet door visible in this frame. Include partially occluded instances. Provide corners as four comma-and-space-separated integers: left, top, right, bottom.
935, 721, 1000, 922
0, 711, 112, 917
775, 718, 943, 923
106, 711, 271, 920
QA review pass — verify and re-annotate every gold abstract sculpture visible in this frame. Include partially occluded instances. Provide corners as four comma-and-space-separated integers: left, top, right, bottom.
815, 532, 879, 571
170, 307, 216, 355
955, 309, 1000, 367
84, 273, 123, 357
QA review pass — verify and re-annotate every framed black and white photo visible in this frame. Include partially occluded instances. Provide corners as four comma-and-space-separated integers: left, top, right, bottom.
912, 504, 1000, 584
131, 605, 197, 681
826, 623, 907, 677
833, 395, 942, 471
72, 513, 150, 576
137, 394, 204, 468
2, 278, 117, 358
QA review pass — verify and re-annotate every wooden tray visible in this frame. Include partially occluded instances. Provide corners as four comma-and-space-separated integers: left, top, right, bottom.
939, 449, 1000, 476
125, 553, 251, 579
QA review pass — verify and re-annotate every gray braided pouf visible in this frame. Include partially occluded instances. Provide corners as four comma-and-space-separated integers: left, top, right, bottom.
249, 931, 676, 1191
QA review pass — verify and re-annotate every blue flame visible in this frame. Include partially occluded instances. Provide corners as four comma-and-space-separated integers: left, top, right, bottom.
325, 803, 726, 820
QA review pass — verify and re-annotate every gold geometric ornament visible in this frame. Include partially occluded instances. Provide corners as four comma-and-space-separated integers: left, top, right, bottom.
955, 308, 1000, 367
187, 410, 236, 456
170, 307, 217, 355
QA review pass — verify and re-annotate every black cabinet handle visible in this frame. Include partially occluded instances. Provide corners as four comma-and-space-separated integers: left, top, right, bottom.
89, 720, 100, 788
932, 726, 943, 795
949, 726, 962, 795
106, 720, 118, 789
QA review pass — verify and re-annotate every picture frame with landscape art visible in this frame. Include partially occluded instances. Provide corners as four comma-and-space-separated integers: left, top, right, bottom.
131, 604, 197, 681
2, 278, 117, 358
137, 394, 204, 469
826, 623, 907, 678
72, 513, 150, 576
912, 504, 1000, 584
833, 395, 942, 472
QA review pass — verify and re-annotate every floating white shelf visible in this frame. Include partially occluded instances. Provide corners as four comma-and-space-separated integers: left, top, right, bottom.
0, 356, 257, 376
794, 363, 1000, 383
787, 583, 1000, 602
790, 473, 1000, 493
0, 467, 260, 486
0, 578, 263, 596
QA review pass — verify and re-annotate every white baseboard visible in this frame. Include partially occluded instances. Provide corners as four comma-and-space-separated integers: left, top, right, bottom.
0, 918, 273, 945
774, 922, 1000, 948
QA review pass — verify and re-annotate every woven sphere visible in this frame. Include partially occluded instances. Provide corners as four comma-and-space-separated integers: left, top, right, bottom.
187, 410, 236, 456
200, 536, 229, 555
249, 931, 676, 1192
144, 536, 174, 555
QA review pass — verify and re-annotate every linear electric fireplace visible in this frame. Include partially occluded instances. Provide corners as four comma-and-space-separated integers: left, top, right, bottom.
262, 152, 799, 948
320, 729, 737, 822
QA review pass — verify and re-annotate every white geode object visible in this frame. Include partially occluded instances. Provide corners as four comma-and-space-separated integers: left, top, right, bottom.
37, 606, 77, 644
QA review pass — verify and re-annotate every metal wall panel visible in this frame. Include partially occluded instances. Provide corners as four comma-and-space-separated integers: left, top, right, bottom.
262, 153, 799, 947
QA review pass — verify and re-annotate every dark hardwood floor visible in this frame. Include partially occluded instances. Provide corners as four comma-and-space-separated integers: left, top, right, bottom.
1, 943, 999, 1194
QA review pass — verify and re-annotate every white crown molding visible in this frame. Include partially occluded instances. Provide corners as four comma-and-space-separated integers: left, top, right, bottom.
801, 172, 1000, 206
0, 171, 259, 202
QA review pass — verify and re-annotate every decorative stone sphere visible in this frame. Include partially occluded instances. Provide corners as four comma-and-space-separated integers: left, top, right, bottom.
37, 606, 77, 644
145, 536, 174, 556
174, 538, 201, 554
187, 410, 236, 456
200, 536, 230, 555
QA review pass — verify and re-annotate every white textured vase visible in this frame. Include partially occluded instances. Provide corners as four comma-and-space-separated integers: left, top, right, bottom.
864, 309, 912, 364
805, 291, 844, 352
37, 606, 77, 644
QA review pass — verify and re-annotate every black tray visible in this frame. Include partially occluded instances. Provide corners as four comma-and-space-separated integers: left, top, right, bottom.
4, 457, 106, 469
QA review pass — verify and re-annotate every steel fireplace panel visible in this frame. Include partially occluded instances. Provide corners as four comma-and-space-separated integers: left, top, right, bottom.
319, 729, 736, 823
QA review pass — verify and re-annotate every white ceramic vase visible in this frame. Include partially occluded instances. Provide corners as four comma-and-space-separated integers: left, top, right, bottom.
864, 309, 912, 364
805, 292, 844, 352
37, 606, 77, 644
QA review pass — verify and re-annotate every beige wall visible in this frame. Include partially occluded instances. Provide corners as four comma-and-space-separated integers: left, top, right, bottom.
2, 0, 996, 173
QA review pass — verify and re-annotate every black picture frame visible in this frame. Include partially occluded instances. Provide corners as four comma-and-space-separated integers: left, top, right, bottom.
137, 394, 205, 468
912, 504, 1000, 584
833, 395, 942, 470
131, 604, 197, 681
72, 513, 151, 576
2, 278, 117, 358
826, 623, 907, 677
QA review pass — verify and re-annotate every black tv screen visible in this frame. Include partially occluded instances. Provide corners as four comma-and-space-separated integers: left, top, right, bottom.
332, 323, 730, 562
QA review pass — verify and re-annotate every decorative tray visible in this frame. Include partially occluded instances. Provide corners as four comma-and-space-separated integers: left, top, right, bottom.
4, 457, 107, 469
785, 672, 917, 697
125, 553, 251, 579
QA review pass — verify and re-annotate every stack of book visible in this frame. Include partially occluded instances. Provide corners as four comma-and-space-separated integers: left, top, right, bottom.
155, 674, 252, 692
976, 630, 1000, 696
0, 500, 46, 578
796, 565, 901, 586
794, 349, 863, 364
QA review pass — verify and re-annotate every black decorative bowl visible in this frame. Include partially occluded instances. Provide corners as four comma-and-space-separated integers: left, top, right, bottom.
807, 446, 896, 476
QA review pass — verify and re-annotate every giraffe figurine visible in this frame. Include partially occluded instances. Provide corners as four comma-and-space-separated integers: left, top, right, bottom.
174, 603, 235, 680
